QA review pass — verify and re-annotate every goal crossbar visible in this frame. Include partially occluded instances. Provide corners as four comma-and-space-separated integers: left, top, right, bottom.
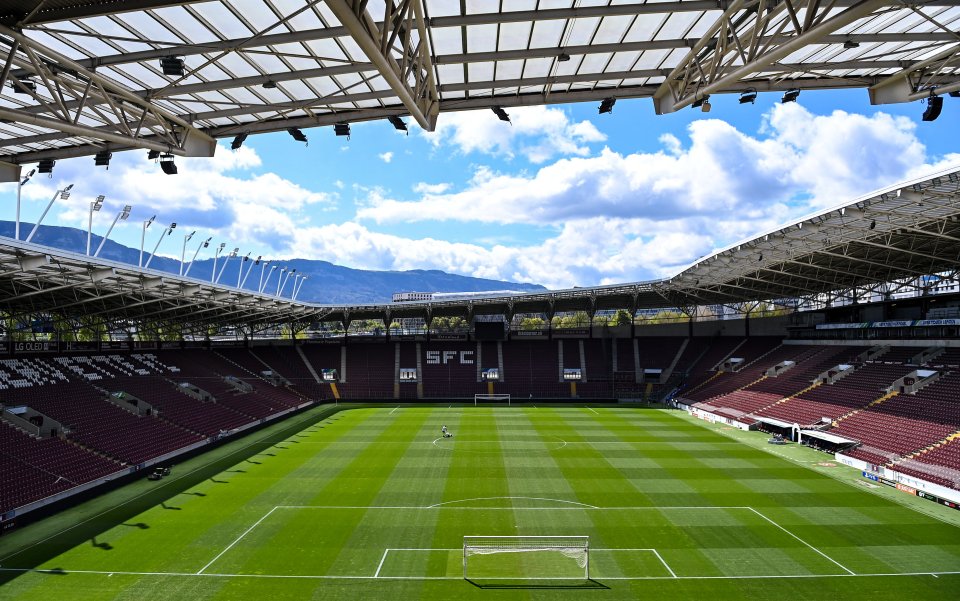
474, 393, 511, 406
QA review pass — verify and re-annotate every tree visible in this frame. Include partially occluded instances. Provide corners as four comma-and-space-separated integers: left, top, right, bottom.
614, 309, 633, 326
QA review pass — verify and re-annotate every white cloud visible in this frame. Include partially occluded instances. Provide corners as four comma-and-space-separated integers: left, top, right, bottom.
379, 151, 393, 163
360, 104, 934, 227
412, 182, 452, 194
421, 105, 606, 163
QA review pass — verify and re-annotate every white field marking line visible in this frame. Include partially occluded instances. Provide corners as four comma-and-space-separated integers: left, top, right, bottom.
746, 507, 855, 576
428, 496, 598, 509
652, 549, 678, 578
389, 405, 401, 415
585, 406, 599, 415
373, 549, 390, 578
5, 567, 960, 581
197, 506, 278, 574
591, 548, 677, 578
272, 505, 749, 510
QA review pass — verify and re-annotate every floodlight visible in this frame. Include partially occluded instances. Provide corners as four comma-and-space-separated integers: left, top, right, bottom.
782, 89, 800, 103
287, 127, 308, 144
692, 95, 710, 112
870, 220, 876, 230
38, 159, 55, 174
160, 153, 177, 174
12, 78, 36, 93
160, 56, 185, 77
388, 115, 408, 132
739, 89, 757, 104
93, 195, 105, 211
922, 96, 943, 122
598, 98, 616, 114
843, 40, 860, 49
231, 133, 248, 150
334, 123, 351, 138
94, 150, 112, 168
120, 205, 132, 219
147, 149, 160, 160
492, 107, 510, 122
262, 80, 278, 89
557, 52, 570, 62
950, 91, 960, 98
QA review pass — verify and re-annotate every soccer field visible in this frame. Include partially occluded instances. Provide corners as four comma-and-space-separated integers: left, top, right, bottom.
1, 405, 959, 600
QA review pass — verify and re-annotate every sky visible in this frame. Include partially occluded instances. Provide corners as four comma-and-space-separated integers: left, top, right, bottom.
3, 88, 959, 290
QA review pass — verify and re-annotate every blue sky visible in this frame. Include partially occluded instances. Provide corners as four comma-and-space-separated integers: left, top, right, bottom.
4, 88, 959, 289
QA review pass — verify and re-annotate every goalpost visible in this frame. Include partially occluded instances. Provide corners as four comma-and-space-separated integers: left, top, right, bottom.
463, 535, 589, 581
474, 393, 511, 406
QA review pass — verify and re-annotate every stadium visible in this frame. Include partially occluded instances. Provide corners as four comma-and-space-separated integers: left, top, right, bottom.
1, 1, 960, 600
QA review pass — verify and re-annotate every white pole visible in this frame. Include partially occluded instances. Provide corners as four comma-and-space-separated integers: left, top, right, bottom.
144, 224, 174, 269
139, 216, 155, 268
240, 256, 259, 289
15, 169, 34, 240
93, 205, 130, 257
184, 237, 210, 278
259, 261, 270, 292
216, 248, 237, 284
27, 184, 73, 243
180, 231, 195, 276
237, 252, 250, 288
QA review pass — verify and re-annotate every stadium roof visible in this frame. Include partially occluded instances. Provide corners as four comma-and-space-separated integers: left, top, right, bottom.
1, 0, 960, 178
2, 166, 959, 329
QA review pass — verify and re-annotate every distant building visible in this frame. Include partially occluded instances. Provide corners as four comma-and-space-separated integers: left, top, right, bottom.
392, 292, 434, 302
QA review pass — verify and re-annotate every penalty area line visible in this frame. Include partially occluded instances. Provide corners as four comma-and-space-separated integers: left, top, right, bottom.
584, 406, 599, 415
747, 507, 855, 576
196, 506, 278, 574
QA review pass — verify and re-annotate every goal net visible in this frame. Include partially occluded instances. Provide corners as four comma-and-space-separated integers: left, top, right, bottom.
463, 536, 589, 581
474, 393, 511, 406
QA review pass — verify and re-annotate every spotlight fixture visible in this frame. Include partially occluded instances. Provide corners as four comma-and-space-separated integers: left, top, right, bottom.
950, 91, 960, 98
388, 115, 408, 133
782, 88, 800, 103
94, 150, 112, 168
231, 133, 248, 150
159, 153, 178, 175
869, 219, 876, 230
557, 52, 571, 62
38, 159, 55, 174
262, 80, 278, 89
334, 122, 351, 139
12, 77, 36, 94
287, 127, 308, 144
492, 107, 511, 123
147, 149, 160, 160
692, 95, 711, 112
159, 56, 185, 77
922, 95, 943, 122
739, 89, 757, 104
843, 40, 860, 49
598, 98, 616, 114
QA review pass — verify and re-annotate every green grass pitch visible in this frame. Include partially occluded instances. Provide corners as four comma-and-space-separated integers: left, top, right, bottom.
1, 405, 959, 600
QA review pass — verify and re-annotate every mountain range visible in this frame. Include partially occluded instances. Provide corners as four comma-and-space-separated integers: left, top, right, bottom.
0, 221, 546, 304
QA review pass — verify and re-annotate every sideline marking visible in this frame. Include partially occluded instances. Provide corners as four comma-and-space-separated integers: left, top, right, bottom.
197, 507, 278, 574
4, 567, 959, 581
746, 507, 855, 576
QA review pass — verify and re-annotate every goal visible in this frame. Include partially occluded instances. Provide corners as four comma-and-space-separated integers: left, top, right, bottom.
463, 535, 589, 581
474, 393, 511, 406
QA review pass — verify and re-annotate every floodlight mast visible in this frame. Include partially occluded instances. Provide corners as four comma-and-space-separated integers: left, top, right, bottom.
211, 242, 226, 283
139, 215, 156, 267
275, 267, 287, 296
259, 262, 274, 293
180, 231, 196, 276
144, 222, 176, 269
278, 268, 295, 298
237, 252, 251, 288
293, 275, 308, 300
216, 247, 239, 284
26, 184, 73, 243
184, 236, 211, 278
240, 255, 261, 290
15, 168, 35, 241
93, 204, 132, 257
86, 195, 105, 255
